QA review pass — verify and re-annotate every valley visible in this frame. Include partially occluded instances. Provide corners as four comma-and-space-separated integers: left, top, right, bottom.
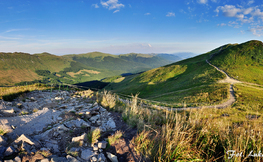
0, 40, 262, 161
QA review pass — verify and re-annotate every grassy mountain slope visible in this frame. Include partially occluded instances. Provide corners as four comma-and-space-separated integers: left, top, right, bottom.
104, 40, 263, 104
0, 51, 175, 86
104, 46, 227, 102
63, 52, 175, 74
210, 40, 263, 85
0, 52, 71, 85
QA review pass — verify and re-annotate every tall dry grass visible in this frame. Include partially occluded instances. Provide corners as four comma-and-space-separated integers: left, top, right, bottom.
98, 90, 263, 161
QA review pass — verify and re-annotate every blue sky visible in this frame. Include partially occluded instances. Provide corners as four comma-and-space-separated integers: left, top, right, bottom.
0, 0, 263, 55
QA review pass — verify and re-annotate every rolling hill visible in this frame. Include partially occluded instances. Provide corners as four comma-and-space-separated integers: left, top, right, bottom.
210, 40, 263, 85
0, 52, 178, 86
103, 40, 263, 104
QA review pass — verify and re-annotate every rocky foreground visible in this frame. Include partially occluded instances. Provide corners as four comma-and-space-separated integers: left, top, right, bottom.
0, 90, 137, 162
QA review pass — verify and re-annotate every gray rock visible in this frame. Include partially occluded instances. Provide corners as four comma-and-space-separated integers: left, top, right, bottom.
91, 156, 97, 162
14, 156, 21, 162
106, 152, 118, 162
98, 153, 106, 162
98, 141, 107, 149
4, 160, 13, 162
17, 103, 23, 108
51, 156, 68, 162
69, 147, 80, 152
89, 115, 99, 122
13, 134, 39, 147
81, 148, 93, 160
66, 155, 79, 162
4, 146, 16, 157
45, 139, 59, 153
21, 142, 32, 153
0, 135, 7, 146
72, 133, 87, 146
106, 118, 116, 129
64, 119, 90, 128
0, 146, 6, 158
40, 159, 49, 162
93, 145, 98, 151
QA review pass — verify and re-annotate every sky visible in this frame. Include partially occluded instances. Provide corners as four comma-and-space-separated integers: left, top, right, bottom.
0, 0, 263, 55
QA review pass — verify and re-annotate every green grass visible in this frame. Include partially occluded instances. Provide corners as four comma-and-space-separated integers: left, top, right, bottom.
210, 40, 263, 85
0, 51, 174, 86
94, 87, 263, 161
104, 47, 225, 103
148, 83, 229, 107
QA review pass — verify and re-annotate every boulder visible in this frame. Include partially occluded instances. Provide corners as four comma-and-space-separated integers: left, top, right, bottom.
98, 141, 107, 149
4, 146, 16, 157
81, 148, 94, 160
72, 133, 87, 146
98, 153, 106, 162
14, 156, 22, 162
0, 135, 7, 146
106, 152, 118, 162
67, 155, 79, 162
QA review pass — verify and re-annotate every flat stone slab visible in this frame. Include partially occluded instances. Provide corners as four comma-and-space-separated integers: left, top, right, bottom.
0, 108, 62, 139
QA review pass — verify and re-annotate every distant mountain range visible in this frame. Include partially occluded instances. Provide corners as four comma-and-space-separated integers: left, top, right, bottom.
0, 52, 182, 86
103, 40, 263, 103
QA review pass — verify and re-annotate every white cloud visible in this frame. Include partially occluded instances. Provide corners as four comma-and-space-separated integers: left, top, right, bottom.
215, 5, 241, 17
248, 0, 254, 5
251, 8, 263, 17
197, 0, 208, 4
92, 4, 99, 8
243, 7, 253, 15
144, 13, 151, 15
211, 0, 217, 2
215, 5, 263, 24
166, 12, 175, 17
217, 23, 226, 26
101, 0, 124, 10
4, 28, 30, 33
250, 26, 263, 36
148, 44, 152, 47
113, 10, 119, 13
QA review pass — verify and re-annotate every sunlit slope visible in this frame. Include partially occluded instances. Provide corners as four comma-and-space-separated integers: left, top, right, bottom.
210, 40, 263, 85
104, 46, 226, 100
63, 52, 175, 74
0, 52, 71, 85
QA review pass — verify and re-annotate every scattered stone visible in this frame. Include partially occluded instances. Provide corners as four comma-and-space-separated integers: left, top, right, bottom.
0, 146, 6, 158
13, 134, 37, 146
93, 145, 99, 151
17, 103, 23, 108
55, 97, 63, 100
64, 119, 90, 128
0, 135, 7, 146
21, 141, 32, 153
106, 152, 118, 162
98, 141, 107, 149
91, 156, 98, 162
67, 155, 79, 162
81, 148, 94, 160
98, 153, 106, 162
106, 118, 116, 129
72, 133, 87, 146
40, 159, 49, 162
51, 156, 68, 162
4, 146, 16, 157
14, 156, 21, 162
221, 113, 229, 117
89, 115, 100, 122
